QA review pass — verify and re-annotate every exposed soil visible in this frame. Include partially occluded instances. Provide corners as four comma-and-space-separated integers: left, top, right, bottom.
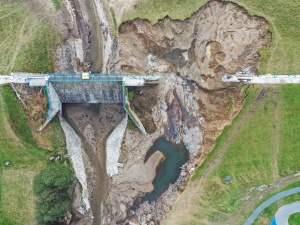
12, 84, 66, 151
128, 84, 159, 134
62, 103, 125, 225
116, 0, 270, 89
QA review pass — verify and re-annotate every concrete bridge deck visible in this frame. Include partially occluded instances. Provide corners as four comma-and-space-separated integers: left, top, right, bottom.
222, 74, 300, 84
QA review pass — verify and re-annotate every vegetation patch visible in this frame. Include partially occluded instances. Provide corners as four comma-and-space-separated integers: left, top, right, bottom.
278, 85, 300, 175
226, 91, 234, 111
52, 0, 62, 10
33, 164, 75, 224
122, 0, 208, 24
289, 212, 300, 225
0, 86, 49, 225
110, 7, 118, 37
2, 85, 35, 145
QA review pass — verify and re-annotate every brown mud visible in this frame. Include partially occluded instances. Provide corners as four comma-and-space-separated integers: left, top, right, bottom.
62, 103, 125, 225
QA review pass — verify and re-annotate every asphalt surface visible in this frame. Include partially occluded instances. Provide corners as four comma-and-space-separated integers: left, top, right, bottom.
244, 186, 300, 225
274, 201, 300, 225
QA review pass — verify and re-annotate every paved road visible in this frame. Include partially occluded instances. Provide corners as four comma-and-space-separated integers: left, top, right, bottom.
244, 186, 300, 225
274, 201, 300, 225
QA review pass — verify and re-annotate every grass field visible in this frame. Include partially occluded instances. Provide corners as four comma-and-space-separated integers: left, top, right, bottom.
289, 212, 300, 225
122, 0, 208, 24
0, 1, 61, 74
0, 85, 49, 225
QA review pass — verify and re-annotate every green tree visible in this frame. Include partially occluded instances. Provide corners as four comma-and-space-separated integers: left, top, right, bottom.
33, 164, 75, 224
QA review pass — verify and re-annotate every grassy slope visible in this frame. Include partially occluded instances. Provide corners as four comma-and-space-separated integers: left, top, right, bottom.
0, 86, 49, 225
121, 0, 300, 224
0, 2, 60, 74
0, 2, 65, 224
122, 0, 208, 24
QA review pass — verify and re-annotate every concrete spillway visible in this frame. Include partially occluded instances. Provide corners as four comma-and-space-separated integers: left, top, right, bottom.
52, 81, 123, 103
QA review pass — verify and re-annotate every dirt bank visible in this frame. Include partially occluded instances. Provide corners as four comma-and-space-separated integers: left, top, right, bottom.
62, 103, 125, 225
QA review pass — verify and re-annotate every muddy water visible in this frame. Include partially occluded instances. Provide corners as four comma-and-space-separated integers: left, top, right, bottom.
143, 137, 189, 201
62, 103, 125, 225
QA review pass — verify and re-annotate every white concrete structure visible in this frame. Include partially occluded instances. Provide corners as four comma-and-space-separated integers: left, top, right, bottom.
59, 116, 91, 213
222, 74, 300, 84
123, 77, 145, 86
106, 115, 128, 176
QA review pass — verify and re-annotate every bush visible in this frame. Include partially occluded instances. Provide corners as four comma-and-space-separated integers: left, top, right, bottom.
128, 90, 135, 101
33, 164, 75, 224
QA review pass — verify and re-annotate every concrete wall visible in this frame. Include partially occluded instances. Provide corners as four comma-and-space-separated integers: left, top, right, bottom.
52, 81, 123, 103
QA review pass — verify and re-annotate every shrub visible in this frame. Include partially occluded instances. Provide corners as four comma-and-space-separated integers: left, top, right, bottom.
33, 164, 75, 224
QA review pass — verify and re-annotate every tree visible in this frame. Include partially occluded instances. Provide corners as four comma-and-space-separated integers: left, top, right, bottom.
33, 164, 75, 224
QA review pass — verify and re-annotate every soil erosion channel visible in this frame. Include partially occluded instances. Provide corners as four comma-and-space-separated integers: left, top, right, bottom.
143, 137, 189, 201
62, 103, 125, 225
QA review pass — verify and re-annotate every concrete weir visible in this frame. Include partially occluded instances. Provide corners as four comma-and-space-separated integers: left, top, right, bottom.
0, 72, 159, 134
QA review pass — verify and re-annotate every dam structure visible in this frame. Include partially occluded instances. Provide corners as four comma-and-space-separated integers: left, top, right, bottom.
0, 72, 159, 134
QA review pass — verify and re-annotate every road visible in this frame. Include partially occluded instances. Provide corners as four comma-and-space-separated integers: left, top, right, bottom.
244, 186, 300, 225
273, 201, 300, 225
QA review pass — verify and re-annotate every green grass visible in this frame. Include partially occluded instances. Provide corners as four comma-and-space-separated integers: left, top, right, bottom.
278, 85, 300, 175
52, 0, 62, 10
122, 0, 208, 24
289, 212, 300, 225
0, 1, 61, 74
0, 85, 49, 225
110, 7, 118, 37
191, 85, 260, 182
2, 85, 35, 145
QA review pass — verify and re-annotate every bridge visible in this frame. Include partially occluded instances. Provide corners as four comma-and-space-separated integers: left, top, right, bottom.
221, 66, 300, 84
0, 72, 159, 134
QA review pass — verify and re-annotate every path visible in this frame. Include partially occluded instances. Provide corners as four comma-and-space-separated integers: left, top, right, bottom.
272, 88, 280, 179
274, 201, 300, 225
244, 187, 300, 225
